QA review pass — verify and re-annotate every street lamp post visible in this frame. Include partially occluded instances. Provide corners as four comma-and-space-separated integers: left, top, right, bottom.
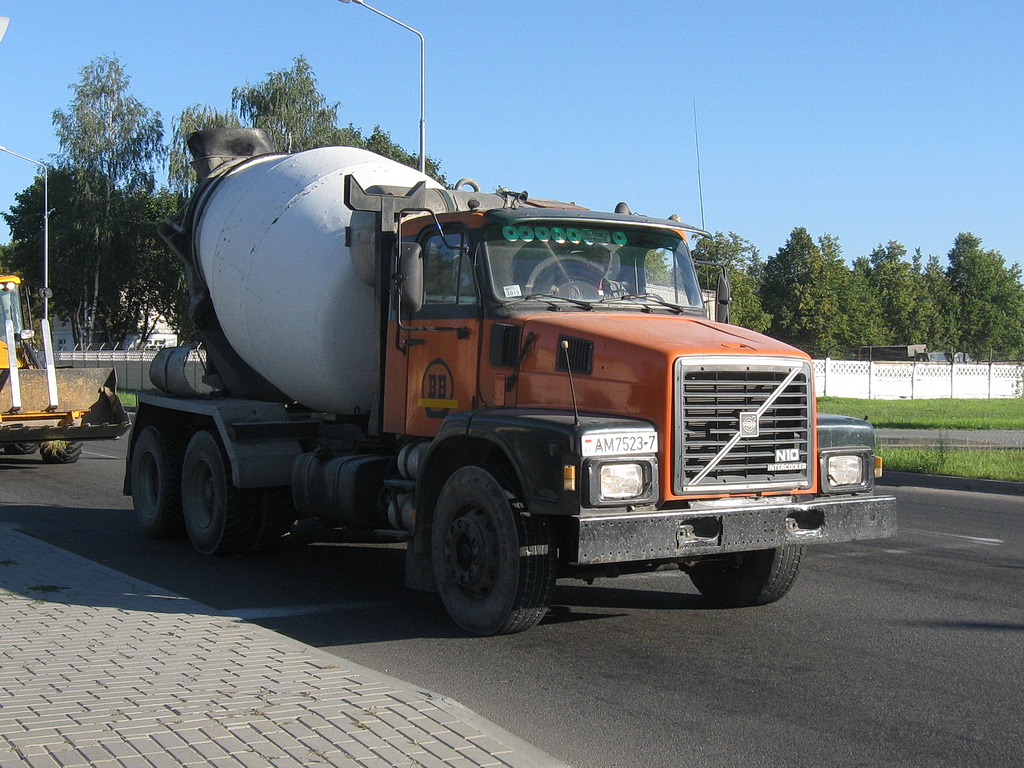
337, 0, 426, 174
0, 145, 51, 321
0, 144, 59, 408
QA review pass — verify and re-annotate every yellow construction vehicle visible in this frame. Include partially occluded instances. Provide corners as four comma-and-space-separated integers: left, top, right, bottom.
1, 275, 129, 463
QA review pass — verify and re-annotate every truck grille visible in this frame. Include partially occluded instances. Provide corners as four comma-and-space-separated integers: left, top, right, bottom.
673, 358, 812, 494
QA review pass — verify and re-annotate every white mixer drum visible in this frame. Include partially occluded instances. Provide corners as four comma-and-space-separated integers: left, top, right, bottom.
193, 146, 441, 414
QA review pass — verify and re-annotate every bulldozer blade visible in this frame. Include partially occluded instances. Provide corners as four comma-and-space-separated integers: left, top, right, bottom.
0, 368, 131, 443
0, 422, 130, 443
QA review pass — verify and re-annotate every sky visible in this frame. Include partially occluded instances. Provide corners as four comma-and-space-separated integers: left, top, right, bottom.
0, 0, 1021, 269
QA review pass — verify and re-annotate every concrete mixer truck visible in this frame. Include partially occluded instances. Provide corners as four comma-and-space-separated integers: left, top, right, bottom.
125, 128, 895, 635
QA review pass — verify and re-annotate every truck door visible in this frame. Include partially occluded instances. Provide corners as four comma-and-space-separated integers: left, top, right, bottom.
400, 225, 480, 437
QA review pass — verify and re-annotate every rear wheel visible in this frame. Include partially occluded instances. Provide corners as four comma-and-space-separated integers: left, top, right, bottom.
687, 545, 803, 607
180, 430, 258, 555
130, 425, 186, 538
4, 443, 39, 455
40, 440, 84, 464
431, 466, 555, 635
247, 486, 296, 552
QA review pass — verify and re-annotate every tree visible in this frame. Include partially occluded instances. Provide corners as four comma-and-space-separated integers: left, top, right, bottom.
846, 256, 887, 350
171, 56, 445, 189
865, 241, 920, 345
168, 105, 241, 197
792, 233, 853, 356
918, 252, 957, 351
3, 169, 181, 347
51, 55, 165, 344
4, 168, 98, 342
363, 124, 444, 181
693, 232, 770, 332
945, 233, 1024, 359
758, 229, 868, 356
101, 188, 184, 344
231, 55, 354, 154
53, 56, 165, 193
760, 227, 817, 347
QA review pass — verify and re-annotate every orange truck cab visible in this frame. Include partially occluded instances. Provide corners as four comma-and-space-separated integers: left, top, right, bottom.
365, 194, 895, 629
130, 130, 895, 636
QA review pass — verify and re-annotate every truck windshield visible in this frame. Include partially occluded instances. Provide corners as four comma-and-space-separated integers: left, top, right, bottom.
483, 221, 704, 310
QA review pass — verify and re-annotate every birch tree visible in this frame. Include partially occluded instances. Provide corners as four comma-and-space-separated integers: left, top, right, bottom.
51, 55, 165, 344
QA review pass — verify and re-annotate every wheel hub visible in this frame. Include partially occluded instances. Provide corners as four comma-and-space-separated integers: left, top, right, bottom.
191, 463, 216, 529
444, 509, 498, 598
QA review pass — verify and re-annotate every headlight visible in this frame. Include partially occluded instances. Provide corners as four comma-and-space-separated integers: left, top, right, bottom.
827, 455, 863, 486
819, 449, 873, 494
600, 463, 645, 499
584, 457, 658, 506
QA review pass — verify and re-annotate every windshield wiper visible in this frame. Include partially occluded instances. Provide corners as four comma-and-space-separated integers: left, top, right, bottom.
597, 292, 686, 314
509, 291, 595, 310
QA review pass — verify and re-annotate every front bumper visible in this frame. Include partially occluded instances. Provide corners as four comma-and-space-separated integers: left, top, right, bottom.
573, 493, 896, 565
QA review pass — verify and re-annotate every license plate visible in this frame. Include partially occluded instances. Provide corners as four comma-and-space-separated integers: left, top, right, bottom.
581, 431, 658, 457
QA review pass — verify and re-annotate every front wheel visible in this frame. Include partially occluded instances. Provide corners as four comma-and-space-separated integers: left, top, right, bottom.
40, 440, 84, 464
687, 545, 803, 607
431, 466, 556, 635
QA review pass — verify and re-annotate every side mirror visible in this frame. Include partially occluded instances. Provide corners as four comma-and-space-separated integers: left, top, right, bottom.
399, 242, 424, 314
715, 268, 732, 324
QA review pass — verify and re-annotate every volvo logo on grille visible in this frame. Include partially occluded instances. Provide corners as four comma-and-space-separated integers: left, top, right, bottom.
739, 411, 760, 437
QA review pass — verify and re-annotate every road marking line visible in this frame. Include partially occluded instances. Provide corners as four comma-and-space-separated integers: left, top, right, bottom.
902, 528, 1003, 546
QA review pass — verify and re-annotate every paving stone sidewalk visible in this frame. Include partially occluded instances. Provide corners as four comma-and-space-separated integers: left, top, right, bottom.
0, 525, 568, 768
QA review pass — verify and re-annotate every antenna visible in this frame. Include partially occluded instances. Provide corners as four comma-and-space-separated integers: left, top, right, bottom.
693, 99, 705, 230
561, 339, 580, 427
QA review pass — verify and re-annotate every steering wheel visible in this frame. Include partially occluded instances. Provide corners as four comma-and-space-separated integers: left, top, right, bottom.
527, 256, 605, 300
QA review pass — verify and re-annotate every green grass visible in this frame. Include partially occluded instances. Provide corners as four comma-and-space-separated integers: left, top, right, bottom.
117, 390, 138, 408
818, 397, 1023, 482
879, 447, 1024, 482
818, 396, 1024, 430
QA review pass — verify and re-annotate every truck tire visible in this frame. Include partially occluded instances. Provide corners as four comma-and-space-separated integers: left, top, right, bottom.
180, 430, 258, 555
687, 545, 803, 607
431, 466, 555, 635
247, 486, 296, 553
40, 440, 84, 464
130, 425, 186, 539
4, 443, 39, 455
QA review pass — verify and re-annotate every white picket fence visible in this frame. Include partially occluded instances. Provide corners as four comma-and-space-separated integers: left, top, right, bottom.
814, 359, 1024, 399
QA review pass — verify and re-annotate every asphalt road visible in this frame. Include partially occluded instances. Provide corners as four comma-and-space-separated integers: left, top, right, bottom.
2, 438, 1022, 767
